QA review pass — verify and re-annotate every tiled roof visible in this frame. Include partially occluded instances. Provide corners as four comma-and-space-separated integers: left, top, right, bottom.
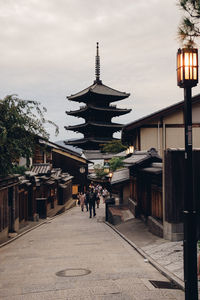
83, 150, 113, 160
140, 162, 162, 175
66, 121, 123, 131
66, 137, 118, 146
31, 164, 51, 175
113, 150, 127, 157
123, 154, 149, 166
111, 168, 130, 185
123, 149, 161, 167
68, 82, 130, 101
83, 150, 103, 160
67, 105, 131, 116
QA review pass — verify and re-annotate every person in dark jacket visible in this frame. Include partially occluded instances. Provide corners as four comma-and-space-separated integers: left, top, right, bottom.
88, 188, 97, 218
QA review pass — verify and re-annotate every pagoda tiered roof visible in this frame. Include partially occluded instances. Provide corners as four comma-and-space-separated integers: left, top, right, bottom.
65, 42, 131, 150
66, 105, 131, 118
67, 82, 130, 103
65, 121, 123, 134
65, 137, 118, 150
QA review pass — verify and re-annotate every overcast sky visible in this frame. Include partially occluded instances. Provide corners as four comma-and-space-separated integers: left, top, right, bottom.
1, 0, 200, 143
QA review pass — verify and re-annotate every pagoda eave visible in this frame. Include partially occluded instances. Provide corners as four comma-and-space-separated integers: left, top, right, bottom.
66, 106, 132, 118
65, 137, 118, 150
68, 83, 130, 103
65, 122, 123, 132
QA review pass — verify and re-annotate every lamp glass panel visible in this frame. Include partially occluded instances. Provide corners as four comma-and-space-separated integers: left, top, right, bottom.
194, 68, 197, 80
185, 53, 189, 66
129, 146, 134, 153
180, 54, 183, 80
193, 53, 197, 66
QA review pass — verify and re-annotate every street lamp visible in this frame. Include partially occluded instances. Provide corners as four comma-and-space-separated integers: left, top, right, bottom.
108, 171, 113, 197
126, 145, 134, 156
105, 171, 114, 222
177, 47, 198, 300
104, 162, 110, 174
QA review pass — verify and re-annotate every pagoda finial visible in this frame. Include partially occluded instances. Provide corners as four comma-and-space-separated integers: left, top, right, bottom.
94, 42, 102, 84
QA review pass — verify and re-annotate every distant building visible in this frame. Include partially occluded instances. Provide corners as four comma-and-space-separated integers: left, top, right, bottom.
65, 43, 131, 150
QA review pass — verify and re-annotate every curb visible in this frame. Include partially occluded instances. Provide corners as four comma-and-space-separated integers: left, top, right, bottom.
104, 221, 184, 291
0, 201, 76, 249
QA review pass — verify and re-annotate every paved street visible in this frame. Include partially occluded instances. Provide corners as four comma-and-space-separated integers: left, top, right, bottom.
0, 203, 184, 300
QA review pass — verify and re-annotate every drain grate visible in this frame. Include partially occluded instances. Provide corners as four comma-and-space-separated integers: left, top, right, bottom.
56, 268, 91, 277
149, 280, 181, 290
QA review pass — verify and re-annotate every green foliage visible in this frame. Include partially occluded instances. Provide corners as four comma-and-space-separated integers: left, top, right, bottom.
0, 95, 59, 176
109, 157, 124, 172
178, 0, 200, 46
93, 164, 107, 179
11, 165, 29, 175
100, 140, 127, 153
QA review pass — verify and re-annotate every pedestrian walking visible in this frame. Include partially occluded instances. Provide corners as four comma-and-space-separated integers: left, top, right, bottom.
102, 188, 108, 203
80, 192, 85, 212
88, 188, 97, 218
77, 192, 81, 206
96, 192, 100, 208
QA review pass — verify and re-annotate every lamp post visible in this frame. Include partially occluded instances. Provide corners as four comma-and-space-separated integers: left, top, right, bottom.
104, 162, 110, 174
108, 171, 113, 198
177, 47, 198, 300
105, 171, 113, 222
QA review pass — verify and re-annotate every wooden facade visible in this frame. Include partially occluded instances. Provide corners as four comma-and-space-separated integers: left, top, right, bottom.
52, 148, 89, 195
165, 149, 200, 231
0, 139, 75, 243
128, 165, 162, 223
0, 176, 19, 243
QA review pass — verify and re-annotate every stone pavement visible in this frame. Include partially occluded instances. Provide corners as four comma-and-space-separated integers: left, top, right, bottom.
113, 218, 184, 288
0, 202, 184, 299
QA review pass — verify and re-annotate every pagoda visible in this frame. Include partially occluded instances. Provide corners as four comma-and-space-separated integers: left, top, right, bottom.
65, 43, 131, 150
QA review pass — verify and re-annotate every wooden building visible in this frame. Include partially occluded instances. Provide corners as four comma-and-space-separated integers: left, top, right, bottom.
52, 146, 89, 195
0, 176, 18, 243
30, 165, 73, 218
0, 138, 78, 243
121, 94, 200, 240
65, 43, 131, 150
34, 139, 89, 197
122, 94, 200, 157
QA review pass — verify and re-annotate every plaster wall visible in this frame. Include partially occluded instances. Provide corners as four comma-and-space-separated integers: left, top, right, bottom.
165, 128, 184, 149
193, 127, 200, 148
192, 102, 200, 122
163, 110, 183, 124
140, 128, 157, 150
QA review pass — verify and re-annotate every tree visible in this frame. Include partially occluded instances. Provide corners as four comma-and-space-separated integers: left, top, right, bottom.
100, 140, 127, 153
93, 164, 107, 179
178, 0, 200, 46
109, 157, 124, 172
0, 95, 59, 176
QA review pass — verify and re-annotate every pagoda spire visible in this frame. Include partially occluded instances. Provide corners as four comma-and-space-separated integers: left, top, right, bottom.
94, 42, 102, 84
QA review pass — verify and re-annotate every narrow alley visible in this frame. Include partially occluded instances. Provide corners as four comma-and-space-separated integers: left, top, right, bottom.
0, 203, 184, 300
